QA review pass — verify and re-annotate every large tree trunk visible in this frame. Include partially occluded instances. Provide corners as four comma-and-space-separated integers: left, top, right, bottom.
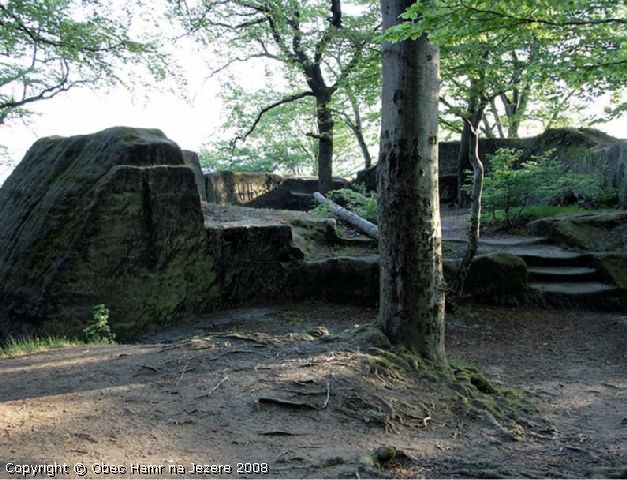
316, 97, 334, 194
377, 0, 446, 364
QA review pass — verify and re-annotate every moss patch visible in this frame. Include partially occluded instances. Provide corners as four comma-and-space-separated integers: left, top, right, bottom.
450, 359, 531, 426
593, 253, 627, 289
464, 253, 528, 304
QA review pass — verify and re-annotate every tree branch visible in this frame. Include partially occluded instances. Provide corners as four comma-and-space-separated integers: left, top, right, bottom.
233, 91, 315, 145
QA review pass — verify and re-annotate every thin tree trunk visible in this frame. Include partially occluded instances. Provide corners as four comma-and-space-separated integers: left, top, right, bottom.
457, 92, 482, 207
349, 93, 373, 169
481, 112, 495, 139
509, 83, 530, 138
354, 121, 372, 170
333, 106, 372, 170
490, 98, 506, 139
456, 119, 471, 207
316, 98, 334, 193
378, 0, 446, 364
449, 122, 484, 298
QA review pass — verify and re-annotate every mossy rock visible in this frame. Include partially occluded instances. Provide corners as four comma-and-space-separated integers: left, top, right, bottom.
529, 210, 627, 252
352, 324, 392, 349
452, 360, 497, 396
592, 253, 627, 310
292, 255, 379, 305
0, 127, 220, 340
464, 253, 528, 303
371, 446, 396, 464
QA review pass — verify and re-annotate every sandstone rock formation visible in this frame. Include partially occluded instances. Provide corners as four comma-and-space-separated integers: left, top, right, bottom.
356, 128, 627, 207
206, 171, 347, 210
464, 253, 528, 303
529, 211, 627, 252
0, 127, 218, 339
292, 253, 528, 307
182, 149, 207, 201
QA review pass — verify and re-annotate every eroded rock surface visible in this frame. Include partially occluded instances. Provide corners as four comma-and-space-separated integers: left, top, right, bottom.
293, 254, 529, 307
182, 149, 207, 201
529, 210, 627, 252
464, 252, 528, 303
206, 171, 347, 210
0, 127, 218, 339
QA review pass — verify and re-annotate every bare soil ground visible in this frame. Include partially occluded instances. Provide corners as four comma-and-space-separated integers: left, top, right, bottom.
1, 305, 625, 479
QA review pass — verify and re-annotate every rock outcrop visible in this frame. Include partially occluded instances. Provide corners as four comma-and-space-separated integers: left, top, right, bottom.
529, 211, 627, 252
182, 150, 207, 201
356, 128, 626, 207
206, 171, 347, 210
0, 127, 218, 339
292, 253, 529, 307
463, 252, 529, 303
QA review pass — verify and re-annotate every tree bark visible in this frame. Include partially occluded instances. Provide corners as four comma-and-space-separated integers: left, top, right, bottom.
316, 97, 334, 193
377, 0, 446, 364
449, 122, 484, 298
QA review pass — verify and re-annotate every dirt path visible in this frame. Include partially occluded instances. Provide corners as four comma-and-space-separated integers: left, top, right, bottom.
1, 305, 625, 478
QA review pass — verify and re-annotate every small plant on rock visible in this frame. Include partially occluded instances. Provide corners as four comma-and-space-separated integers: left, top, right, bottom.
84, 304, 116, 344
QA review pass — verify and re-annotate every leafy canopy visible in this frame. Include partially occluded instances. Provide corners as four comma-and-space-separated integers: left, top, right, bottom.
387, 0, 626, 137
0, 0, 168, 125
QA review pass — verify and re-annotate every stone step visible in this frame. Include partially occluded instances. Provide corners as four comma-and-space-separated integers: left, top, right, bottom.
444, 236, 549, 247
529, 282, 617, 295
527, 266, 602, 283
512, 248, 591, 267
529, 281, 625, 311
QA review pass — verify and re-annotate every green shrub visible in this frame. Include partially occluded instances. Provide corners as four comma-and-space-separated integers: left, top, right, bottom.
469, 148, 616, 227
83, 304, 116, 344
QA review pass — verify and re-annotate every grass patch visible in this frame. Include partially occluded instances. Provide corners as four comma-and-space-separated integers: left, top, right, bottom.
1, 336, 85, 359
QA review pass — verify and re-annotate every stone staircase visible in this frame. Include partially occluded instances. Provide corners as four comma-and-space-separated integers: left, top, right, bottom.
444, 235, 622, 309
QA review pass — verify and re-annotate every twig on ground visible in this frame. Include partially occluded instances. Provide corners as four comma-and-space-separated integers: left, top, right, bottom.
255, 364, 273, 371
214, 333, 276, 346
322, 380, 331, 409
159, 341, 188, 352
256, 397, 318, 410
175, 357, 191, 389
205, 349, 256, 361
196, 371, 229, 399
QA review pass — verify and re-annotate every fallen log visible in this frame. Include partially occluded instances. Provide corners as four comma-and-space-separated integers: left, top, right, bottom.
313, 192, 379, 241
